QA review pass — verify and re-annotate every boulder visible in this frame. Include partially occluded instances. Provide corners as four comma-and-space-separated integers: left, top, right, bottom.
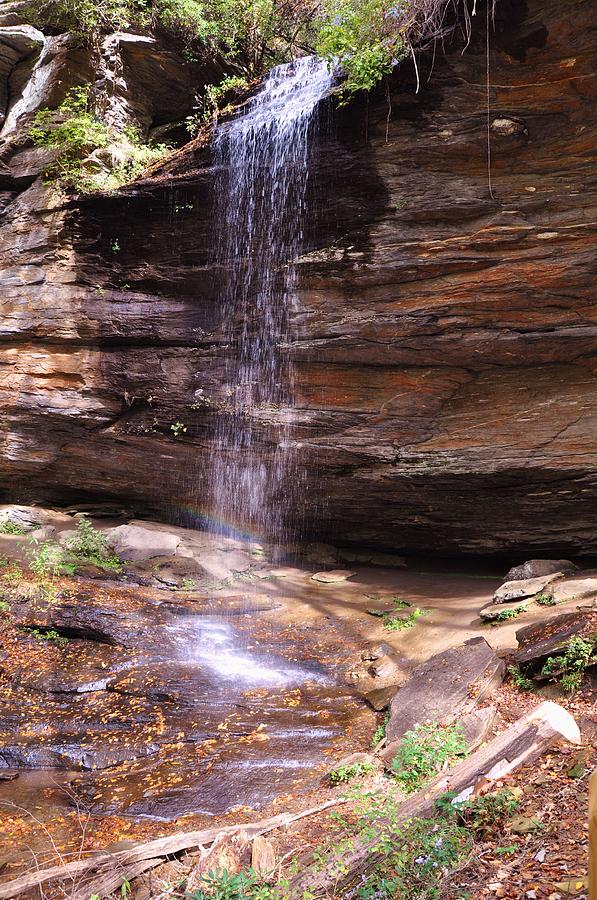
107, 523, 181, 561
505, 560, 577, 582
512, 610, 597, 667
385, 637, 505, 745
550, 577, 597, 605
493, 573, 563, 604
311, 570, 355, 584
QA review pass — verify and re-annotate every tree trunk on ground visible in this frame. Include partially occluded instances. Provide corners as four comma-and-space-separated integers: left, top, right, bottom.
289, 701, 581, 898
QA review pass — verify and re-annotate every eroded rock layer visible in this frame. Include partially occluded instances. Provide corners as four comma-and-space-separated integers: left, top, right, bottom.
0, 0, 596, 552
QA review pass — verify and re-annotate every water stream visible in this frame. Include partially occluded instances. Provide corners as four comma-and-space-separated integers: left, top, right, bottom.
210, 56, 333, 545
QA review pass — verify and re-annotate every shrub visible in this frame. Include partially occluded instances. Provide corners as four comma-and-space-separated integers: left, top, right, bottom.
29, 86, 169, 193
0, 520, 27, 535
391, 722, 468, 793
541, 636, 596, 693
507, 664, 535, 692
330, 761, 376, 785
451, 788, 520, 837
315, 0, 406, 96
64, 518, 122, 570
29, 542, 76, 577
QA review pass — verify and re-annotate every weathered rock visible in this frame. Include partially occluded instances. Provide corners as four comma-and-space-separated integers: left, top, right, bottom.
550, 577, 597, 605
512, 610, 597, 668
311, 570, 355, 584
385, 637, 505, 745
107, 523, 181, 561
505, 560, 577, 582
0, 0, 596, 555
493, 574, 563, 604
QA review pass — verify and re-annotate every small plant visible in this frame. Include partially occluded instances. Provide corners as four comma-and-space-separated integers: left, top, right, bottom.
383, 606, 427, 631
111, 238, 121, 253
188, 867, 276, 899
491, 604, 526, 623
180, 577, 197, 591
170, 421, 188, 437
29, 541, 76, 577
24, 627, 68, 647
536, 592, 556, 606
1, 563, 24, 587
453, 789, 520, 837
29, 86, 169, 193
541, 635, 596, 693
507, 664, 535, 692
0, 599, 9, 613
64, 518, 122, 571
330, 761, 376, 785
0, 520, 27, 535
391, 722, 468, 793
371, 712, 389, 749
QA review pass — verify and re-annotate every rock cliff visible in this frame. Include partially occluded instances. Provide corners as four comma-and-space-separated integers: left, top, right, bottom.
0, 0, 596, 553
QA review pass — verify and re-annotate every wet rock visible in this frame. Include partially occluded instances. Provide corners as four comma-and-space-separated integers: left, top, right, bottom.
512, 610, 597, 667
505, 560, 577, 582
311, 570, 355, 584
385, 637, 505, 745
493, 573, 563, 604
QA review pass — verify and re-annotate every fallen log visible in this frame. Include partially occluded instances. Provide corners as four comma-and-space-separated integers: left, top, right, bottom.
0, 798, 343, 899
289, 701, 581, 898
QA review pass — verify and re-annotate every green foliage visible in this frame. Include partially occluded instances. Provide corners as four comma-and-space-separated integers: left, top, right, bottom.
29, 542, 76, 577
29, 86, 168, 193
24, 627, 69, 647
383, 605, 427, 631
536, 592, 556, 606
170, 420, 188, 437
540, 635, 596, 693
315, 0, 407, 97
390, 722, 468, 793
0, 520, 27, 535
0, 599, 9, 613
180, 577, 197, 590
507, 664, 535, 692
451, 789, 520, 838
188, 867, 278, 899
64, 518, 122, 570
371, 712, 389, 749
1, 563, 24, 587
490, 604, 526, 623
28, 519, 122, 576
187, 75, 250, 132
329, 760, 375, 785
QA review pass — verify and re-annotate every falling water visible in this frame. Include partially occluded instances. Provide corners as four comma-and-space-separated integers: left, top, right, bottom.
209, 56, 333, 545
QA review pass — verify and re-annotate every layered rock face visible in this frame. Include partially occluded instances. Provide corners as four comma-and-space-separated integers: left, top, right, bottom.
0, 0, 596, 553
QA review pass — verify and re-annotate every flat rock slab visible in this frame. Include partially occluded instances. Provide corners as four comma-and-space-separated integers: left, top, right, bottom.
107, 524, 181, 561
480, 598, 531, 622
550, 577, 597, 604
311, 570, 355, 584
505, 559, 577, 581
385, 636, 505, 744
493, 573, 563, 603
513, 610, 597, 667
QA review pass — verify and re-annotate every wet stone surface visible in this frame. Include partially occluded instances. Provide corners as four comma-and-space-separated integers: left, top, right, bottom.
0, 579, 364, 819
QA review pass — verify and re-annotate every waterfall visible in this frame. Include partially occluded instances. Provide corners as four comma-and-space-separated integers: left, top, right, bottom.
209, 56, 332, 545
